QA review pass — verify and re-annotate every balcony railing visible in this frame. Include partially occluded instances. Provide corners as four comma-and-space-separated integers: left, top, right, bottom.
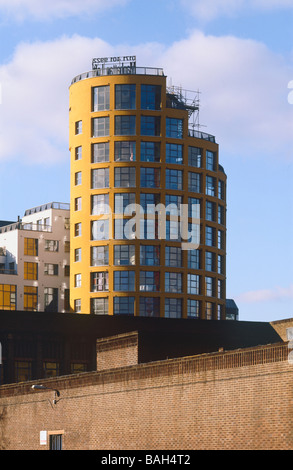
0, 269, 17, 276
0, 222, 52, 234
188, 128, 216, 143
71, 67, 164, 84
24, 202, 70, 216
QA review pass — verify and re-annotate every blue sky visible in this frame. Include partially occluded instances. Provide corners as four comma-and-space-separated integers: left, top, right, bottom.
0, 0, 292, 322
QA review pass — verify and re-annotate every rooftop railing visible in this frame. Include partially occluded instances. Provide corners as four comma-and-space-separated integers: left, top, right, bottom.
188, 128, 216, 143
71, 66, 164, 84
24, 202, 70, 216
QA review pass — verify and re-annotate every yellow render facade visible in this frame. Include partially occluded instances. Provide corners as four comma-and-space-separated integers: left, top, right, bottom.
69, 67, 226, 318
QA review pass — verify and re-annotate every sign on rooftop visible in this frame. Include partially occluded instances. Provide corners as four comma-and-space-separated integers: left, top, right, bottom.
92, 56, 136, 69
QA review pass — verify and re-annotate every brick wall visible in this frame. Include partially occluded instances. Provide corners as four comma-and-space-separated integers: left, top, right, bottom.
0, 340, 292, 450
96, 331, 138, 371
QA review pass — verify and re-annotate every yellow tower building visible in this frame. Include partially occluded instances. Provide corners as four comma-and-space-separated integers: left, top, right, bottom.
69, 57, 227, 318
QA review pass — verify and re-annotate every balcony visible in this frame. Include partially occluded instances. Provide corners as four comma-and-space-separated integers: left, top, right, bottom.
71, 67, 164, 84
0, 268, 17, 276
0, 222, 52, 234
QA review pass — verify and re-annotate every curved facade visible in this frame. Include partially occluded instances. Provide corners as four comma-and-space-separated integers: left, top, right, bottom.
69, 65, 227, 319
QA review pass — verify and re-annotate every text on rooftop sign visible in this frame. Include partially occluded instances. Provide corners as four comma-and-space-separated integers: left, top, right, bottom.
92, 56, 136, 69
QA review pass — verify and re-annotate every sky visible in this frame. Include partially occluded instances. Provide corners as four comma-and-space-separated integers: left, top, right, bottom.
0, 0, 292, 323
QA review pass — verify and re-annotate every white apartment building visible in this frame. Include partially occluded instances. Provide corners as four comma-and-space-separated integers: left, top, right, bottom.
0, 202, 70, 312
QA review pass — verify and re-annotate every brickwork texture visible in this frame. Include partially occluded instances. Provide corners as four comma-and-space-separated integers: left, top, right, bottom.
0, 339, 292, 450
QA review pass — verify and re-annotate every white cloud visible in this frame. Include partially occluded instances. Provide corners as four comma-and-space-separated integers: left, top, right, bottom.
0, 31, 291, 166
0, 0, 129, 20
180, 0, 293, 21
235, 285, 293, 303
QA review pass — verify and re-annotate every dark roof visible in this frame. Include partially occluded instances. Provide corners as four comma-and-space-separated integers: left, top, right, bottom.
0, 221, 15, 227
0, 310, 283, 363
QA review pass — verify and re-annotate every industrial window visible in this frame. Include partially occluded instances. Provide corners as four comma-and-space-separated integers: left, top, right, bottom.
74, 299, 81, 313
91, 194, 109, 215
206, 150, 216, 171
91, 246, 109, 266
24, 262, 38, 280
139, 297, 160, 317
44, 263, 58, 276
166, 117, 183, 139
205, 276, 214, 297
188, 172, 201, 193
43, 362, 59, 379
0, 284, 16, 310
206, 201, 215, 221
165, 272, 182, 293
140, 167, 160, 188
24, 286, 38, 311
75, 120, 82, 135
206, 176, 216, 196
165, 246, 182, 267
114, 245, 135, 266
218, 279, 224, 299
92, 142, 109, 163
205, 301, 214, 320
44, 287, 58, 312
141, 116, 161, 136
24, 238, 38, 256
166, 143, 183, 164
188, 197, 200, 219
165, 169, 183, 190
114, 271, 135, 291
115, 84, 136, 110
91, 271, 109, 292
115, 115, 136, 136
91, 220, 109, 241
205, 226, 215, 247
140, 245, 160, 266
75, 274, 81, 288
218, 254, 224, 275
165, 194, 182, 215
14, 361, 32, 383
140, 193, 160, 213
44, 240, 59, 252
114, 167, 136, 187
114, 193, 135, 214
218, 230, 224, 250
165, 298, 182, 318
75, 145, 82, 160
218, 180, 225, 200
141, 84, 161, 110
165, 220, 181, 242
187, 299, 200, 319
91, 297, 108, 315
75, 171, 82, 186
140, 141, 160, 162
139, 271, 160, 292
74, 223, 81, 237
205, 251, 215, 272
187, 274, 200, 295
187, 249, 200, 269
188, 146, 201, 168
92, 85, 110, 111
218, 205, 225, 225
113, 296, 135, 315
75, 197, 81, 211
49, 433, 63, 450
92, 117, 110, 137
91, 168, 109, 189
75, 248, 81, 262
114, 141, 136, 161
